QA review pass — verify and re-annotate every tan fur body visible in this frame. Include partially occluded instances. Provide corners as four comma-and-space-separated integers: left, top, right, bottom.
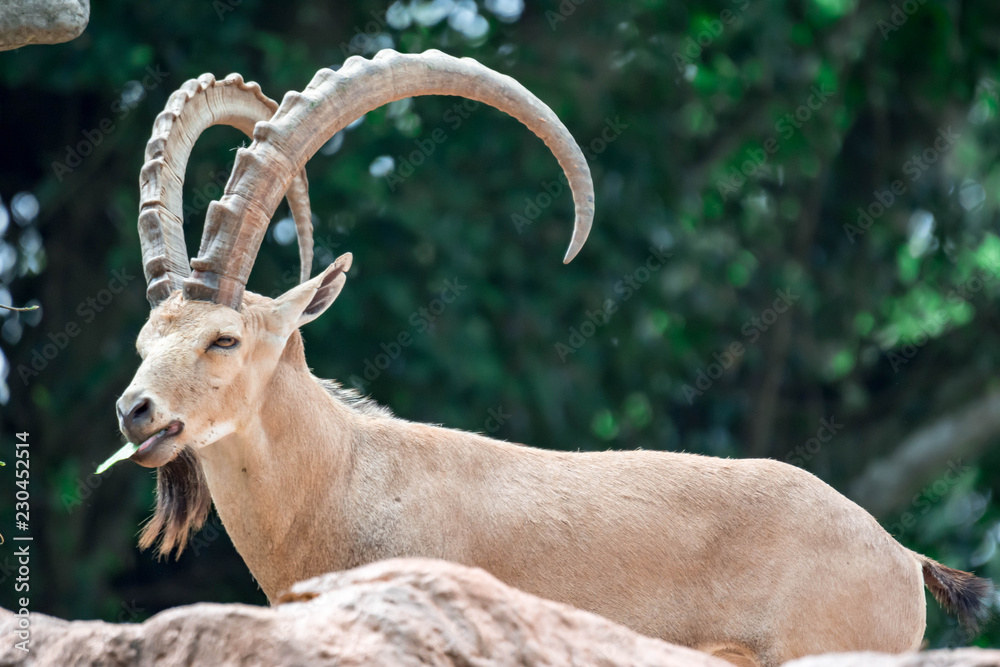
200, 347, 923, 666
118, 284, 986, 667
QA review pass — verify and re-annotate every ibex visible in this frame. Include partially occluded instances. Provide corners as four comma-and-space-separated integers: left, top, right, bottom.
113, 50, 991, 667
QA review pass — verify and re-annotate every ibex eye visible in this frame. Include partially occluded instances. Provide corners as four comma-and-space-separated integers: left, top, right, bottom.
212, 336, 239, 349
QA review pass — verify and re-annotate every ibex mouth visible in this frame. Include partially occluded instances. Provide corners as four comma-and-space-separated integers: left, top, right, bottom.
134, 421, 184, 456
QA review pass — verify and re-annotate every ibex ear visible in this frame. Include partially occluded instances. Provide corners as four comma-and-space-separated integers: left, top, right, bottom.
273, 253, 353, 332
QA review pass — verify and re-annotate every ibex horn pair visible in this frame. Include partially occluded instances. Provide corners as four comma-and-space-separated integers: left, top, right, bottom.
138, 73, 315, 307
139, 49, 595, 311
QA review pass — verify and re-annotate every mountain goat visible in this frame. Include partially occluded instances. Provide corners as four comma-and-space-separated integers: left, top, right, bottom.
114, 50, 991, 667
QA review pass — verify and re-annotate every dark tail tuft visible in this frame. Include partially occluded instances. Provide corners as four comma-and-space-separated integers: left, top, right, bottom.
921, 557, 994, 634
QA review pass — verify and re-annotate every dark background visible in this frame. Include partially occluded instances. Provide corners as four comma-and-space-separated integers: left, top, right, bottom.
1, 0, 999, 648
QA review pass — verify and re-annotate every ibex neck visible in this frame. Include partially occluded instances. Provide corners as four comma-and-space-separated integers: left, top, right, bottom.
196, 360, 358, 601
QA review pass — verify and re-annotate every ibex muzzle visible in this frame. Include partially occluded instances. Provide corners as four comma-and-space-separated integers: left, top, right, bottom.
113, 50, 990, 667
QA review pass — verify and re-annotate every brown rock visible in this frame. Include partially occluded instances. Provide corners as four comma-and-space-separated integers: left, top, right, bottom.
1, 559, 996, 666
785, 650, 1000, 666
0, 0, 89, 51
0, 558, 726, 666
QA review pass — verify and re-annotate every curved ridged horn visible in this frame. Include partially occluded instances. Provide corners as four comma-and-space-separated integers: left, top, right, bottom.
183, 49, 594, 309
139, 73, 315, 307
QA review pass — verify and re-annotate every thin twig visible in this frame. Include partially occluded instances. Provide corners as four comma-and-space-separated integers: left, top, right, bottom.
0, 304, 38, 312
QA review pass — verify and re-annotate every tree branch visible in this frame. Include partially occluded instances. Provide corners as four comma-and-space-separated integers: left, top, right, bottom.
848, 391, 1000, 517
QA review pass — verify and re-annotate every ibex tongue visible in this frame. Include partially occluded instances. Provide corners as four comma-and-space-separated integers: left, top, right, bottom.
137, 422, 182, 453
138, 428, 167, 452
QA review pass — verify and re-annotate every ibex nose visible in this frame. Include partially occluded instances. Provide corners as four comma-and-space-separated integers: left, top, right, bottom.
117, 392, 154, 435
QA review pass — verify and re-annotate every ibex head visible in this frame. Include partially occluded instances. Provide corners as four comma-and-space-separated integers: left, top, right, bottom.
115, 50, 594, 556
118, 255, 352, 467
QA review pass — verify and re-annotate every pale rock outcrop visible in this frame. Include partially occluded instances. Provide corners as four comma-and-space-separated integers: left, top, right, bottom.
0, 558, 726, 666
0, 0, 89, 51
1, 559, 997, 667
789, 650, 1000, 666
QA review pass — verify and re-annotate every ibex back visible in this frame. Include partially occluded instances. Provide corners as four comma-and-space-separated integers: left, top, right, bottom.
116, 50, 991, 667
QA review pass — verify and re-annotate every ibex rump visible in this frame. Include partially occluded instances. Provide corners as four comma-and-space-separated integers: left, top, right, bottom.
115, 50, 991, 667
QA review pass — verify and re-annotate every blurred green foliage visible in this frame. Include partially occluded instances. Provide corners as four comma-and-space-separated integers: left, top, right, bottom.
0, 0, 999, 649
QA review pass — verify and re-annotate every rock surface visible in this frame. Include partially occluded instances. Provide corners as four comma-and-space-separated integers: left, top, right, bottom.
0, 0, 89, 51
787, 651, 1000, 666
0, 558, 725, 666
0, 558, 997, 666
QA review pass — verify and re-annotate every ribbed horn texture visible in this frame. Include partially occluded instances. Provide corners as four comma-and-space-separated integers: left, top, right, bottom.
183, 49, 595, 310
139, 73, 315, 307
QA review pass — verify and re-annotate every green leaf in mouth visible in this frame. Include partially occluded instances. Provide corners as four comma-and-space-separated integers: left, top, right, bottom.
96, 442, 140, 474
